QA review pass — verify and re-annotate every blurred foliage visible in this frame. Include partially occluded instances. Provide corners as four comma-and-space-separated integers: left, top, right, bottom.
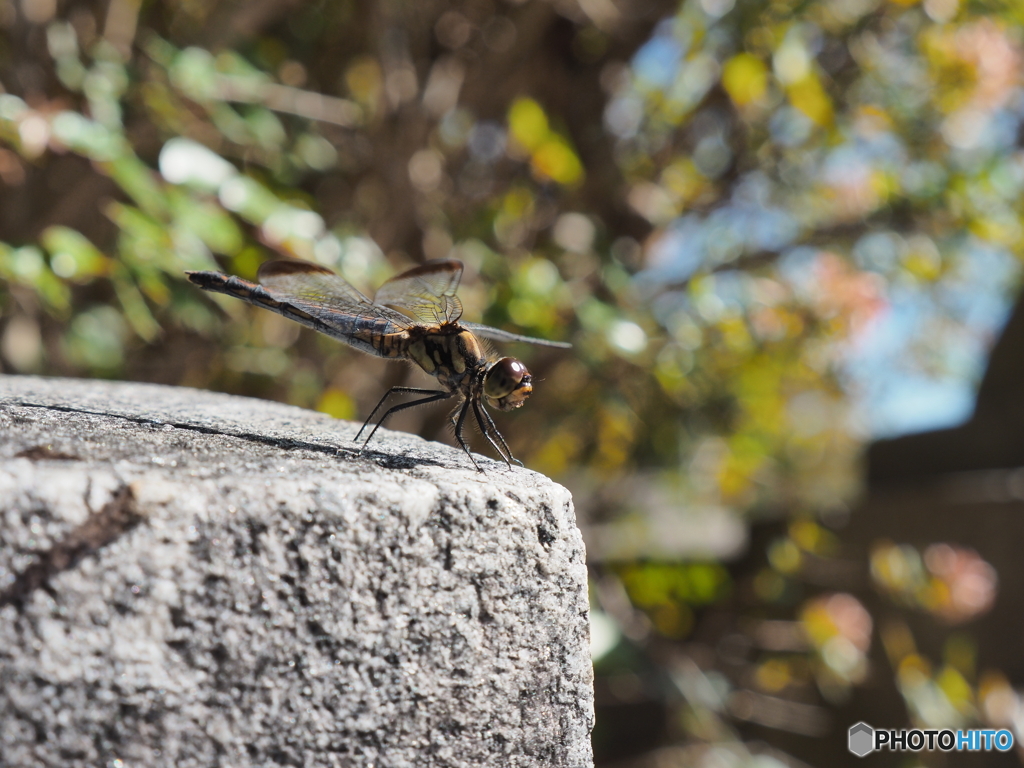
3, 0, 1024, 764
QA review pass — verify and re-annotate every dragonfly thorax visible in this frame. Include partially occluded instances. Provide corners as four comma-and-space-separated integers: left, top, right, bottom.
405, 329, 533, 411
406, 328, 488, 384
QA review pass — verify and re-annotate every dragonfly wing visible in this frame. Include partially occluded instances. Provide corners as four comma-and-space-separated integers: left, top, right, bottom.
257, 259, 374, 307
374, 259, 464, 325
257, 260, 415, 354
461, 321, 572, 349
187, 259, 413, 358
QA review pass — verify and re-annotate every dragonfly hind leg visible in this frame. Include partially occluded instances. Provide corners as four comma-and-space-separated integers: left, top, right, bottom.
356, 386, 446, 442
356, 387, 451, 453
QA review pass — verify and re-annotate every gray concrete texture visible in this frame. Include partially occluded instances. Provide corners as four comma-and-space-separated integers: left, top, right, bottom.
0, 375, 593, 768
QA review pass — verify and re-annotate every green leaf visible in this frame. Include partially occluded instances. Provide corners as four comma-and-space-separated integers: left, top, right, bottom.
40, 226, 111, 280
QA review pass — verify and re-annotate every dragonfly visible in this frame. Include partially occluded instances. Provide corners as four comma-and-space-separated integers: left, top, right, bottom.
186, 258, 570, 469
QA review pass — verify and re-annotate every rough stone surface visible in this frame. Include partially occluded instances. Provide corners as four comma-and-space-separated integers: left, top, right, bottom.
0, 375, 593, 768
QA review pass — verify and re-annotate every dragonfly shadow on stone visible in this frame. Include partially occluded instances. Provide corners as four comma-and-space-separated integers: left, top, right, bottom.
187, 258, 571, 471
339, 442, 499, 473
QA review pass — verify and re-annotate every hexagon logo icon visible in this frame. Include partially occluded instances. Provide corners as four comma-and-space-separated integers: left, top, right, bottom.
849, 722, 874, 757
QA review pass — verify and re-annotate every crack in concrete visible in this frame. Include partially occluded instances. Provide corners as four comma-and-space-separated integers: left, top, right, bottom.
5, 400, 346, 457
1, 401, 448, 469
14, 445, 83, 461
0, 486, 143, 610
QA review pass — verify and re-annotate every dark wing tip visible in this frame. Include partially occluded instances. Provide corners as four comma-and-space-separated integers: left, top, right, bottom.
423, 258, 463, 269
394, 259, 463, 280
257, 259, 336, 282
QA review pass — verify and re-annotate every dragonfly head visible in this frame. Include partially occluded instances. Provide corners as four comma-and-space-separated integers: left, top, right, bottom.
483, 357, 533, 411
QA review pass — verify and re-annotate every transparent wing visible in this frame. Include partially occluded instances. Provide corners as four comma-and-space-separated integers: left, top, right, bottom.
187, 259, 415, 358
257, 259, 413, 332
373, 259, 464, 325
461, 321, 572, 349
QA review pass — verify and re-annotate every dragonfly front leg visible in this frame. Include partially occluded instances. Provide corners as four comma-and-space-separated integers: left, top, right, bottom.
357, 389, 452, 452
472, 400, 520, 469
452, 398, 482, 472
356, 386, 448, 442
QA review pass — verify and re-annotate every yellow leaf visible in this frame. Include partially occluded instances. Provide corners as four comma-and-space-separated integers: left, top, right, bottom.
531, 138, 584, 186
722, 53, 768, 107
788, 73, 833, 126
508, 98, 549, 152
317, 388, 356, 420
345, 57, 382, 104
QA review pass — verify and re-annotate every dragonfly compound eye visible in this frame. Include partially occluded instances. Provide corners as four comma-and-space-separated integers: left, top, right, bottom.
484, 358, 533, 411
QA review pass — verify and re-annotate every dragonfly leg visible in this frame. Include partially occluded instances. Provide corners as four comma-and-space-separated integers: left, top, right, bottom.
471, 400, 515, 469
356, 387, 447, 442
357, 390, 452, 452
452, 399, 482, 472
474, 400, 522, 468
